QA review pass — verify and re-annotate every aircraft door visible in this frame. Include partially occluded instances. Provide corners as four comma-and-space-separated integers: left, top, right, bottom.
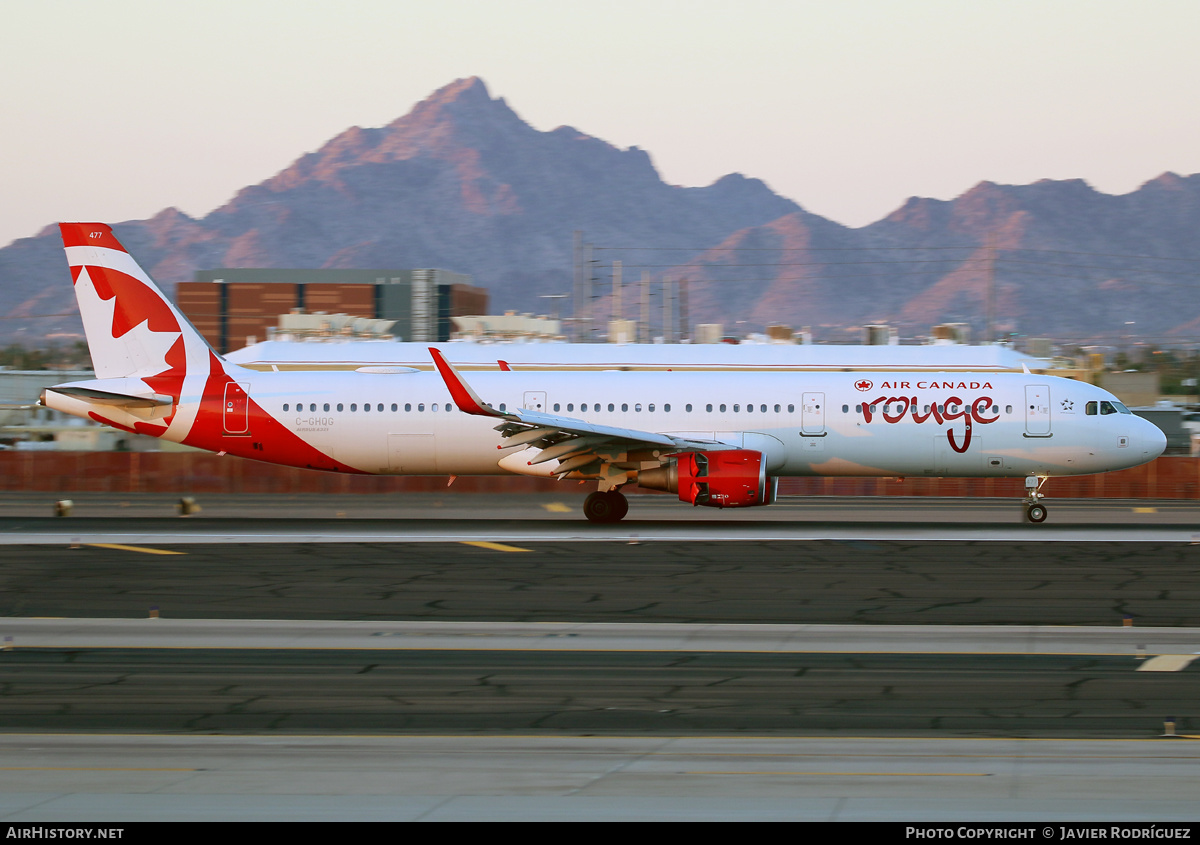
523, 391, 547, 412
223, 382, 249, 435
1025, 385, 1051, 436
801, 392, 826, 435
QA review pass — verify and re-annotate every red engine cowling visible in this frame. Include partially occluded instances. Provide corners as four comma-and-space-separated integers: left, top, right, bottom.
664, 449, 778, 509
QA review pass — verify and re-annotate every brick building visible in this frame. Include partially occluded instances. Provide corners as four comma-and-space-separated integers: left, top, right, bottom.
176, 268, 488, 353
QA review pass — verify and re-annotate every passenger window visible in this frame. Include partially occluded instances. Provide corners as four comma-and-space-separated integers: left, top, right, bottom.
684, 404, 690, 412
734, 404, 741, 412
608, 403, 615, 412
405, 403, 411, 412
283, 404, 289, 412
310, 404, 316, 412
337, 404, 344, 412
418, 404, 424, 412
622, 403, 628, 412
553, 403, 560, 412
841, 405, 848, 413
430, 403, 436, 412
378, 404, 384, 412
499, 404, 506, 411
1005, 405, 1012, 414
351, 403, 357, 411
324, 403, 330, 412
720, 404, 727, 412
635, 404, 642, 412
391, 403, 397, 412
648, 404, 654, 412
788, 404, 794, 413
706, 404, 713, 412
567, 403, 574, 412
761, 405, 767, 413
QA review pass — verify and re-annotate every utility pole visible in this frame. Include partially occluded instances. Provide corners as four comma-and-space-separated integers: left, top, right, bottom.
662, 276, 673, 343
985, 231, 995, 345
678, 277, 689, 342
582, 240, 593, 343
640, 270, 650, 344
572, 230, 582, 343
612, 260, 622, 323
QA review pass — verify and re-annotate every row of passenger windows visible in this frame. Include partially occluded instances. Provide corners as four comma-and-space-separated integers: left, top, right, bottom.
283, 402, 801, 414
545, 403, 798, 414
284, 402, 455, 413
283, 398, 1129, 418
851, 403, 1007, 415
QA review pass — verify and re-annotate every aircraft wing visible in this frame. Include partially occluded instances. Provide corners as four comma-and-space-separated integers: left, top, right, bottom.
429, 348, 731, 475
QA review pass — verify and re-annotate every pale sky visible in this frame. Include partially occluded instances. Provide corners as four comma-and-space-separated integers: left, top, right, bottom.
3, 0, 1199, 248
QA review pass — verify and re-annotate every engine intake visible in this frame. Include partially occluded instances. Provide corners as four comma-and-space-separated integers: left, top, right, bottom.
638, 449, 778, 508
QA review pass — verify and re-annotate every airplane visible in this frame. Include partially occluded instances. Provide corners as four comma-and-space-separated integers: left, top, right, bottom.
42, 223, 1166, 524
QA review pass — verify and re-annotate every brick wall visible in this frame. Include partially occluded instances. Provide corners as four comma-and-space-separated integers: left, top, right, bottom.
0, 453, 1196, 498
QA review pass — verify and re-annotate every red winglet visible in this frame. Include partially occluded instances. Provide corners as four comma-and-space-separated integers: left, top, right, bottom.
429, 348, 500, 417
498, 360, 511, 372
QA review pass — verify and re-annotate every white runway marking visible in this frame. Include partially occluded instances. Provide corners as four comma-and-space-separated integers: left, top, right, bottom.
3, 618, 1199, 656
3, 523, 1200, 544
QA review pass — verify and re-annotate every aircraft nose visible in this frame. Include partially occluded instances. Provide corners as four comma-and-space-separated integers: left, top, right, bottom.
1140, 417, 1167, 459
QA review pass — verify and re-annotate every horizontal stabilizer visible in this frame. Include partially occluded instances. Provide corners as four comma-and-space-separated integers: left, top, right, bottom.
45, 385, 173, 409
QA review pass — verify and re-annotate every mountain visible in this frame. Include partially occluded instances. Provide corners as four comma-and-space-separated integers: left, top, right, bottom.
2, 76, 1199, 347
646, 174, 1200, 342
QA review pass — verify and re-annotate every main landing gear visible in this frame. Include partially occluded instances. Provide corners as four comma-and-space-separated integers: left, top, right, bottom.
1024, 475, 1048, 523
583, 489, 629, 523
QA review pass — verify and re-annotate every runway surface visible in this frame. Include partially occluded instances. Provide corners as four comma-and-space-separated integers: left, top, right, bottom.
2, 619, 1196, 737
11, 729, 1195, 818
3, 735, 1199, 822
1, 493, 1198, 820
3, 539, 1199, 626
2, 493, 1199, 545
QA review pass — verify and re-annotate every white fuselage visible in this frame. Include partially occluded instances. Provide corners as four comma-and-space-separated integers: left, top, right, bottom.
122, 367, 1160, 480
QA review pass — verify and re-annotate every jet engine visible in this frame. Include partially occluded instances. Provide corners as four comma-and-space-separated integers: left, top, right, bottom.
638, 449, 778, 508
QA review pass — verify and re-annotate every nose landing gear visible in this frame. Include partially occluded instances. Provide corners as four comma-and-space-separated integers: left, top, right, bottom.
1024, 475, 1048, 523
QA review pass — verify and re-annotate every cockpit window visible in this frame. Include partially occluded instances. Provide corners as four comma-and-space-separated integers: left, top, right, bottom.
1085, 401, 1097, 416
1100, 401, 1119, 415
1114, 401, 1132, 414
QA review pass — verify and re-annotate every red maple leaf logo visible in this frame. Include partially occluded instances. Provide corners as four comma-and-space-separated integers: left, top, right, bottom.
854, 379, 873, 391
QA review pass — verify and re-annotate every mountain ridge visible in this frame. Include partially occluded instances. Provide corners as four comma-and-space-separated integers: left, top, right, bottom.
2, 76, 1198, 347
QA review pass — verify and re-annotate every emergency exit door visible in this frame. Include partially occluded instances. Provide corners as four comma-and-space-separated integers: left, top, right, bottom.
224, 382, 250, 434
1024, 385, 1051, 436
801, 392, 826, 435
